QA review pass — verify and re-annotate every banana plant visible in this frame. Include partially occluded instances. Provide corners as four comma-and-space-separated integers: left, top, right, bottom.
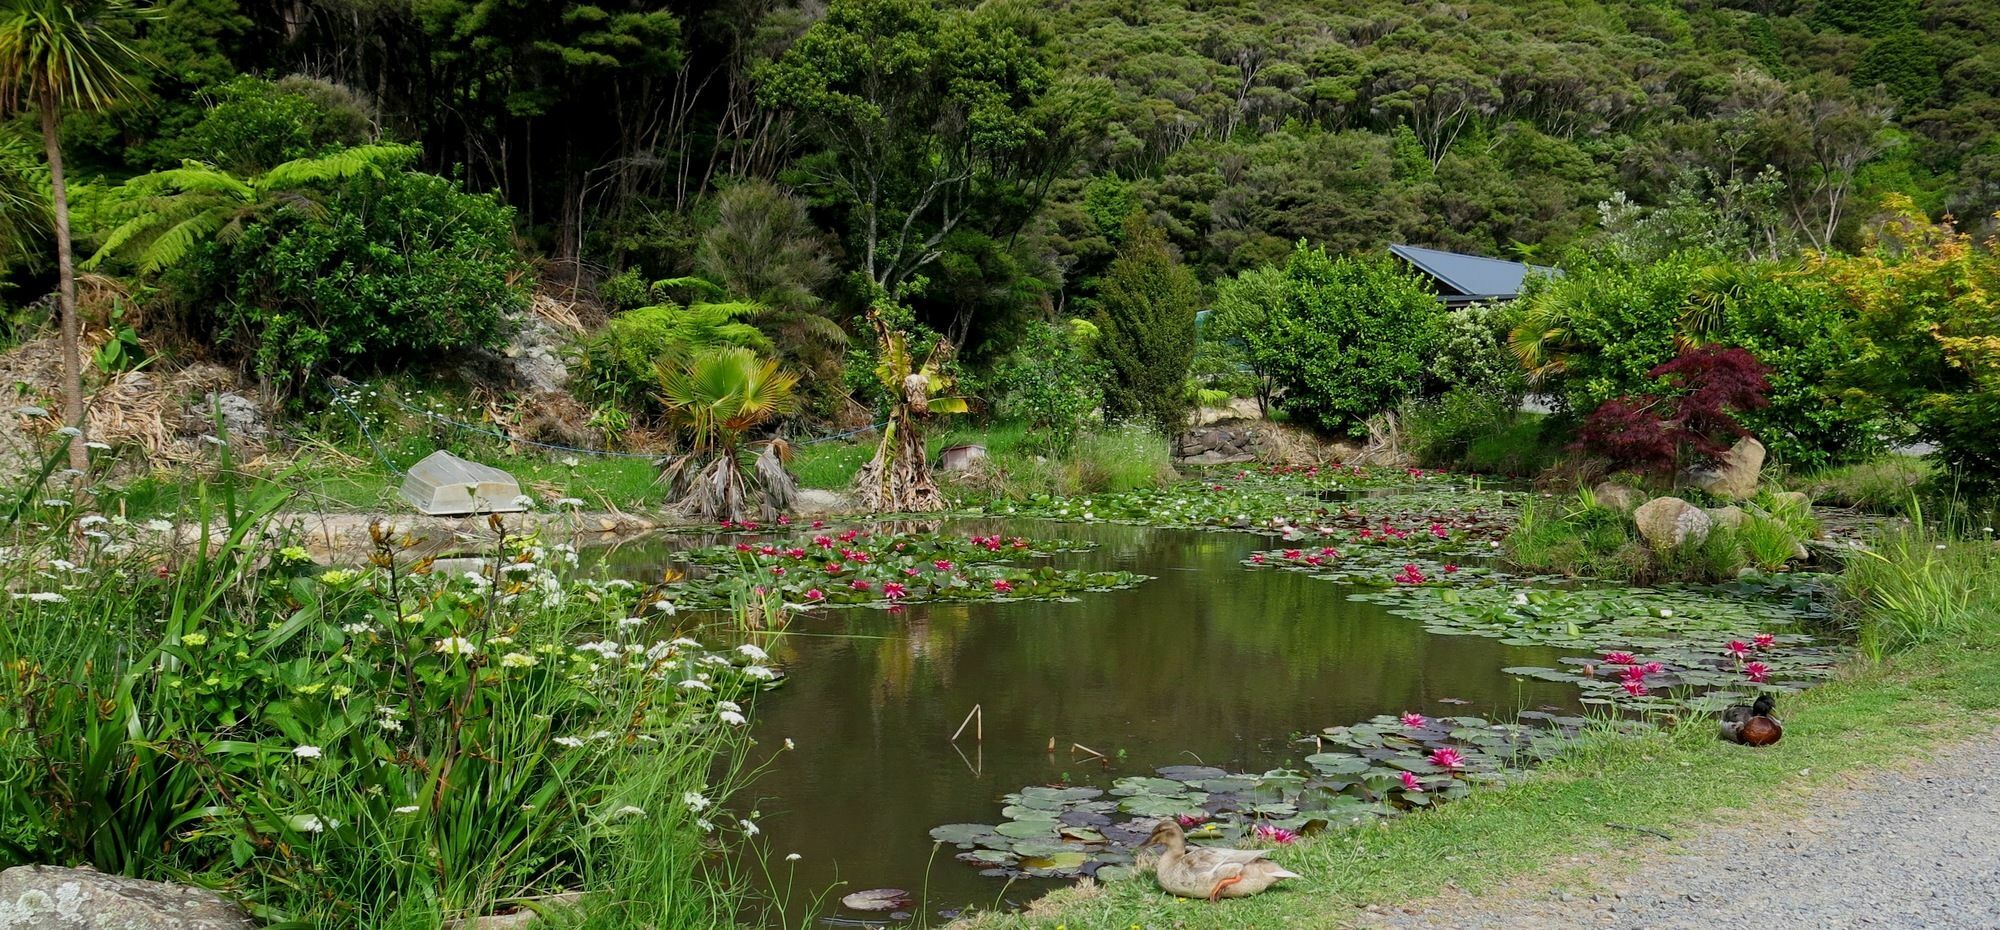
854, 303, 966, 513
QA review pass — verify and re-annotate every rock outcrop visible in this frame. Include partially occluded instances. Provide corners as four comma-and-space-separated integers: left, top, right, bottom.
1634, 496, 1713, 548
0, 866, 253, 930
1686, 436, 1764, 500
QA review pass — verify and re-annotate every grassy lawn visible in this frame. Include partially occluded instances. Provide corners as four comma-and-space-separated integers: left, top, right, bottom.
963, 637, 2000, 929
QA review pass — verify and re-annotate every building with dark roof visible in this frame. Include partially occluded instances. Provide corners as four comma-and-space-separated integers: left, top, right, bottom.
1388, 244, 1559, 307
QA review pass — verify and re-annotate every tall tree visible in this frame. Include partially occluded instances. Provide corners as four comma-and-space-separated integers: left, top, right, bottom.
1095, 214, 1201, 435
758, 0, 1064, 296
0, 0, 147, 476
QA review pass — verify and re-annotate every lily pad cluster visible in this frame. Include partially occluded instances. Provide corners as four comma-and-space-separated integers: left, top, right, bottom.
1357, 584, 1841, 712
664, 529, 1148, 609
988, 468, 1513, 540
931, 713, 1580, 881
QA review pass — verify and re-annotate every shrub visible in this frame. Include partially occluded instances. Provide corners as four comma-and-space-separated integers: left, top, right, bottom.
994, 320, 1105, 452
581, 303, 773, 414
1403, 389, 1521, 469
1227, 243, 1442, 436
187, 168, 526, 397
1428, 301, 1523, 402
1095, 216, 1201, 436
1575, 345, 1770, 476
163, 75, 377, 174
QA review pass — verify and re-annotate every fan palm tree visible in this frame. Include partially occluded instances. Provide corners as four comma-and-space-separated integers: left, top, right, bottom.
655, 346, 802, 523
86, 143, 418, 274
0, 0, 148, 475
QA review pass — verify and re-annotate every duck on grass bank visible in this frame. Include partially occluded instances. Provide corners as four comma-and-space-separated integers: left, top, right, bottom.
1143, 820, 1301, 901
1719, 693, 1783, 746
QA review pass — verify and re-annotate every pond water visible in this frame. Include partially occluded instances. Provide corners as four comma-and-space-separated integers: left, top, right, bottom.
597, 519, 1582, 925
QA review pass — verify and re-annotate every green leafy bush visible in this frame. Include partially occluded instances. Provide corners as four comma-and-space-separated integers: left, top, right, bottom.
994, 320, 1105, 451
1226, 243, 1441, 436
580, 303, 773, 414
185, 168, 526, 397
166, 75, 376, 174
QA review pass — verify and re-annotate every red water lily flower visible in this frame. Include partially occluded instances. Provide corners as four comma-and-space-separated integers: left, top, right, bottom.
735, 543, 753, 552
805, 588, 824, 601
1429, 747, 1465, 770
1284, 549, 1303, 560
786, 547, 807, 559
1621, 679, 1649, 697
1430, 523, 1449, 539
811, 520, 825, 529
839, 529, 860, 543
1754, 632, 1776, 649
992, 579, 1014, 593
1602, 651, 1637, 665
1175, 813, 1208, 828
1250, 553, 1267, 564
850, 579, 873, 591
933, 559, 954, 571
1443, 564, 1459, 574
1745, 661, 1773, 683
1400, 771, 1423, 793
825, 562, 844, 574
1393, 564, 1426, 585
1727, 640, 1751, 657
758, 545, 778, 556
813, 535, 834, 549
777, 515, 790, 525
883, 583, 908, 601
1401, 712, 1426, 728
1643, 662, 1664, 675
719, 520, 735, 529
770, 567, 787, 577
903, 567, 920, 577
1252, 824, 1298, 844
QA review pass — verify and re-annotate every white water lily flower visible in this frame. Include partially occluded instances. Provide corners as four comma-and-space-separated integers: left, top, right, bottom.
683, 792, 711, 812
292, 745, 323, 760
736, 644, 768, 661
718, 710, 747, 726
1659, 609, 1674, 618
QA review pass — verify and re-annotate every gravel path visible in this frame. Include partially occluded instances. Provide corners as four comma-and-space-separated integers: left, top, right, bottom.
1361, 734, 2000, 930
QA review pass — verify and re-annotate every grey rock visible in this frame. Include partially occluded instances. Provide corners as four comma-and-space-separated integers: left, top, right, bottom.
1705, 505, 1748, 531
1634, 497, 1712, 549
182, 392, 268, 442
1591, 481, 1646, 513
793, 488, 856, 517
936, 444, 988, 474
0, 866, 253, 930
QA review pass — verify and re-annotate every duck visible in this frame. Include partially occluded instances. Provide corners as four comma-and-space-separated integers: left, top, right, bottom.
1719, 693, 1783, 746
1142, 820, 1301, 901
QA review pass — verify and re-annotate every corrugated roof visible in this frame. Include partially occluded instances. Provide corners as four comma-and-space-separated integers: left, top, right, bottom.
1389, 244, 1557, 299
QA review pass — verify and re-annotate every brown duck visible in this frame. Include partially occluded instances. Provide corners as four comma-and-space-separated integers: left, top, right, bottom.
1143, 820, 1301, 901
1719, 693, 1783, 746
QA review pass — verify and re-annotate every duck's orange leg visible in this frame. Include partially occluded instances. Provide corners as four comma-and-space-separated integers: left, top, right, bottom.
1207, 876, 1243, 902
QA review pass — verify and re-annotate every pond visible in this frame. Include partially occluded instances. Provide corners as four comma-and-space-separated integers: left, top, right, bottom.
597, 518, 1584, 924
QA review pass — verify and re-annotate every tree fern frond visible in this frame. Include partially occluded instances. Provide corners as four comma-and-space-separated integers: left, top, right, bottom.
136, 209, 229, 275
257, 143, 418, 190
654, 275, 728, 300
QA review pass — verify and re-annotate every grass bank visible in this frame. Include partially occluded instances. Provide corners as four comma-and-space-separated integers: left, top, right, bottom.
962, 637, 2000, 930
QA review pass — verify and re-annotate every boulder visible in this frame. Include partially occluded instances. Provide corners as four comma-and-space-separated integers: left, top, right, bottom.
0, 866, 253, 930
793, 488, 856, 517
1172, 420, 1264, 465
1591, 481, 1646, 513
1686, 436, 1764, 500
1705, 505, 1748, 531
1770, 490, 1813, 513
1634, 496, 1713, 549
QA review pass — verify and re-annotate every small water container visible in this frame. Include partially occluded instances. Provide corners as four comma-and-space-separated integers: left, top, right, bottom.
399, 451, 528, 516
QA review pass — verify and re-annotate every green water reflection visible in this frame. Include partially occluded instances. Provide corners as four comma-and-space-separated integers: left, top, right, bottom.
598, 520, 1579, 924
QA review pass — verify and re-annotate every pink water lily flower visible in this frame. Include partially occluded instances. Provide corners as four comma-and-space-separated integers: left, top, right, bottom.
1754, 633, 1776, 649
1401, 712, 1426, 728
1430, 523, 1449, 539
1745, 661, 1773, 683
1621, 679, 1649, 697
770, 567, 787, 577
903, 567, 921, 577
1727, 640, 1751, 657
1642, 661, 1664, 675
804, 588, 825, 601
1250, 553, 1267, 564
1443, 564, 1459, 574
1399, 771, 1423, 793
1428, 747, 1465, 770
813, 535, 834, 549
992, 579, 1014, 593
850, 579, 873, 591
1602, 651, 1637, 665
1284, 549, 1304, 560
933, 559, 954, 571
1252, 824, 1299, 844
1175, 813, 1208, 828
735, 543, 752, 553
883, 583, 908, 601
778, 514, 791, 525
811, 520, 826, 529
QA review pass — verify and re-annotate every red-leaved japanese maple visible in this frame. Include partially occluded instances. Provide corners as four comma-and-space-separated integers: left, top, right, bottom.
1575, 345, 1771, 475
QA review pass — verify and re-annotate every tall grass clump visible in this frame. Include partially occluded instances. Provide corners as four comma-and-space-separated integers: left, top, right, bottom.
0, 461, 776, 928
1845, 504, 2000, 660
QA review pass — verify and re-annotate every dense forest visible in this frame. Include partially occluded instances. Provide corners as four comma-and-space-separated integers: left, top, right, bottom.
9, 0, 1996, 358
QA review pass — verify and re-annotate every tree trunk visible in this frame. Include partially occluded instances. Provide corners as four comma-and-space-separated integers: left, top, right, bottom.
40, 96, 87, 480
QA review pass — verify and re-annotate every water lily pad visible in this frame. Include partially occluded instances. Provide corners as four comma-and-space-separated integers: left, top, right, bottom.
842, 889, 913, 912
1304, 752, 1370, 774
995, 819, 1059, 839
929, 823, 997, 846
1020, 851, 1088, 871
